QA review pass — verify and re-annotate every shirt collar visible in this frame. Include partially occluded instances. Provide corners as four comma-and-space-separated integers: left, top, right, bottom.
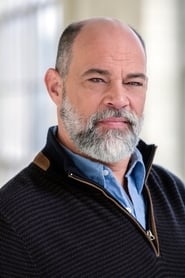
125, 148, 146, 193
61, 143, 105, 186
61, 140, 145, 194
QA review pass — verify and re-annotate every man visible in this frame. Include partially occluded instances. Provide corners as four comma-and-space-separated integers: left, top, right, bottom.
0, 17, 185, 277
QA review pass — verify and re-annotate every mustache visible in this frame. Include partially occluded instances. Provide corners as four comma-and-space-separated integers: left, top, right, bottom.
88, 108, 138, 127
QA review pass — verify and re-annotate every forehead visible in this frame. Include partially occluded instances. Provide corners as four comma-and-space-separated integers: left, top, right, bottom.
70, 21, 146, 71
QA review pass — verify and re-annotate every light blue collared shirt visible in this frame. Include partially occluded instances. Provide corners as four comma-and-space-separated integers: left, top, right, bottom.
62, 144, 146, 229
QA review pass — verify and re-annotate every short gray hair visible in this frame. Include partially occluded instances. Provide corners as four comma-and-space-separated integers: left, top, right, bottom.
55, 21, 85, 77
55, 20, 146, 77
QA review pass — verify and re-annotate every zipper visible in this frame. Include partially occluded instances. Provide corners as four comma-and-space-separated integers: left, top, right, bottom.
68, 172, 160, 257
146, 230, 155, 241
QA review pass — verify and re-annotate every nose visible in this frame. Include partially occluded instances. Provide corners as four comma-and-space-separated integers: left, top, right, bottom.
103, 83, 130, 109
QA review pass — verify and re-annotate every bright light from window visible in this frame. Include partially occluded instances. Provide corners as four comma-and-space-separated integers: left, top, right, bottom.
38, 4, 59, 39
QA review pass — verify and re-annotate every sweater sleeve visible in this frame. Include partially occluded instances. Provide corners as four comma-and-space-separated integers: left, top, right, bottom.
0, 214, 39, 278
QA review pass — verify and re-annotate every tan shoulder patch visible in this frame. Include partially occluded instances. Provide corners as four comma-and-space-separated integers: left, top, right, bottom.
33, 152, 50, 171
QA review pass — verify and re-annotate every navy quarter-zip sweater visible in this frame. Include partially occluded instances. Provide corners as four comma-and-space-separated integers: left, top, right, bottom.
0, 127, 185, 277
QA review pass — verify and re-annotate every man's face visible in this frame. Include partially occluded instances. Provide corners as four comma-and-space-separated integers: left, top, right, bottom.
60, 87, 143, 163
58, 22, 147, 162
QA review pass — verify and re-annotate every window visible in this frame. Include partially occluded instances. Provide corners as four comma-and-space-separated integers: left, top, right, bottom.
0, 0, 63, 185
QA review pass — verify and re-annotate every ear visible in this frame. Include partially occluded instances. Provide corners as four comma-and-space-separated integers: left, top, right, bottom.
44, 68, 63, 105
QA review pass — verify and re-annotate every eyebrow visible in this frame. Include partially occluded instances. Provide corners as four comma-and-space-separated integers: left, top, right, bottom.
126, 73, 147, 80
81, 68, 111, 77
81, 68, 147, 80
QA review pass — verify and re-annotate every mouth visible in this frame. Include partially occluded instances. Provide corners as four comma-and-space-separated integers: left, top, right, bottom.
96, 117, 131, 128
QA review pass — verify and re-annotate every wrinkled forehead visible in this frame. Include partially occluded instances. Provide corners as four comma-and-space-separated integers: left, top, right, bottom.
69, 20, 146, 70
72, 19, 145, 59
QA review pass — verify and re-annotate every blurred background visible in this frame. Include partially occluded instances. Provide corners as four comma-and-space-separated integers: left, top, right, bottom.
0, 0, 185, 186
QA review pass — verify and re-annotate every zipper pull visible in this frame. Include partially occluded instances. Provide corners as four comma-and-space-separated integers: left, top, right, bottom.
146, 230, 155, 241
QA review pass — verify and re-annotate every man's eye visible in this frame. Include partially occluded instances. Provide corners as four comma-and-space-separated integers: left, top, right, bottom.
125, 81, 143, 87
89, 78, 105, 83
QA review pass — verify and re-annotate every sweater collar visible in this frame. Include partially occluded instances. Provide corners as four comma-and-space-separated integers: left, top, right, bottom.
35, 126, 157, 182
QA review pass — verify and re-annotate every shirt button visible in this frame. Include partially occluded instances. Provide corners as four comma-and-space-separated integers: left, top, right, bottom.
103, 169, 109, 176
126, 207, 132, 213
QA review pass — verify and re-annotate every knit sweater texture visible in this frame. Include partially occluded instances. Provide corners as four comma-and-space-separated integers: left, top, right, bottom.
0, 127, 185, 278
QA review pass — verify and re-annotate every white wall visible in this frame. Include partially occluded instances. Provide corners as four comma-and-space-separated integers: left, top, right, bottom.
141, 0, 183, 179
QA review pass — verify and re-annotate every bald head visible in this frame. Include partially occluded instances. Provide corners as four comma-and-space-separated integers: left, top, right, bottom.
55, 17, 146, 77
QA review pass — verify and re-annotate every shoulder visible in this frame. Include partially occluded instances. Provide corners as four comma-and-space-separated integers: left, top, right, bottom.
148, 164, 185, 203
0, 159, 70, 220
0, 166, 40, 276
0, 163, 42, 200
151, 164, 184, 187
0, 164, 37, 215
0, 162, 56, 219
0, 162, 67, 240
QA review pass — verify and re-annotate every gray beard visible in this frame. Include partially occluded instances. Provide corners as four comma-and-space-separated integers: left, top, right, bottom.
60, 90, 143, 163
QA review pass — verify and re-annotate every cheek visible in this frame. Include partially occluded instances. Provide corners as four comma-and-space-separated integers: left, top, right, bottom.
66, 90, 101, 118
131, 94, 146, 116
64, 74, 108, 117
78, 98, 101, 119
